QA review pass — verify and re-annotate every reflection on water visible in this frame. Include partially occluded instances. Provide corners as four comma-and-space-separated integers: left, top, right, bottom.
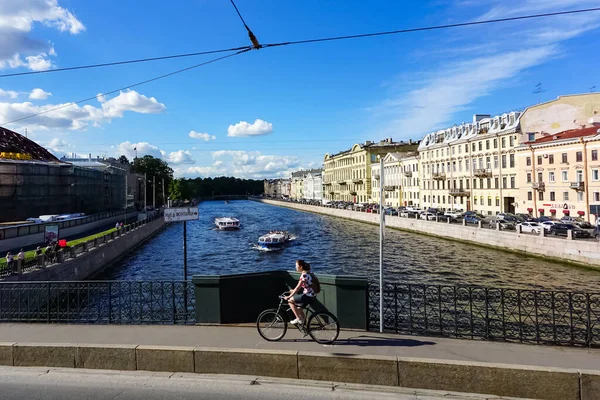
97, 200, 600, 292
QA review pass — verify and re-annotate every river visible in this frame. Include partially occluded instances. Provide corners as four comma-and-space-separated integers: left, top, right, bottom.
97, 200, 600, 292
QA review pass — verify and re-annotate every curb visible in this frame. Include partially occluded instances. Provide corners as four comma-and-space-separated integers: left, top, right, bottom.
0, 342, 597, 399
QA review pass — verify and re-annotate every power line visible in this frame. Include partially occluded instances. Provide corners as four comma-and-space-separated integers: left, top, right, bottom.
229, 0, 261, 49
0, 49, 252, 126
1, 7, 598, 79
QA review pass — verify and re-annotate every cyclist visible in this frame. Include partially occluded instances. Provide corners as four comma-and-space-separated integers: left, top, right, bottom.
284, 259, 315, 325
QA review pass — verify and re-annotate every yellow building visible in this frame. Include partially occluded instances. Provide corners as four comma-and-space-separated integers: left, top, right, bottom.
418, 112, 521, 215
515, 93, 600, 222
323, 139, 418, 203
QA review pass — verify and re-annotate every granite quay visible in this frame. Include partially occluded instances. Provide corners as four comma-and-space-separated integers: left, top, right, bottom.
0, 271, 599, 348
254, 198, 600, 269
1, 211, 166, 281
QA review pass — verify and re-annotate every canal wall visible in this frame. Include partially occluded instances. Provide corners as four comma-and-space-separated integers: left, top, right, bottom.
254, 199, 600, 269
0, 211, 139, 253
5, 217, 167, 281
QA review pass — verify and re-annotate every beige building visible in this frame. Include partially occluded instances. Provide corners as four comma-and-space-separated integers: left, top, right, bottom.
371, 152, 420, 207
400, 153, 420, 207
418, 112, 521, 215
323, 139, 418, 203
263, 178, 291, 198
515, 93, 600, 222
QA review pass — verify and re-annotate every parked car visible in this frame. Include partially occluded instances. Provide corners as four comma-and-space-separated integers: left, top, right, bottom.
540, 220, 558, 231
464, 215, 483, 224
515, 213, 534, 222
549, 223, 591, 238
420, 212, 436, 221
573, 218, 593, 229
517, 222, 541, 233
444, 211, 462, 219
435, 212, 458, 223
488, 219, 516, 230
534, 216, 553, 222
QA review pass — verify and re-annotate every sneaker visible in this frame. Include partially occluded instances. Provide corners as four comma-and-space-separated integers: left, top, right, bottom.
290, 318, 303, 325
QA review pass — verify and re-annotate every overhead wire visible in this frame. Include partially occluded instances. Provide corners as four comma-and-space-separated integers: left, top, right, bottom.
0, 7, 598, 79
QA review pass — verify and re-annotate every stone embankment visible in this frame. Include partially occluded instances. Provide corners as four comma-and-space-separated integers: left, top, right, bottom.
4, 215, 166, 281
254, 199, 600, 269
0, 342, 595, 399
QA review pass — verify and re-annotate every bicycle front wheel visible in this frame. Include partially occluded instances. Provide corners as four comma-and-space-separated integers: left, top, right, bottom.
257, 309, 287, 341
307, 312, 339, 344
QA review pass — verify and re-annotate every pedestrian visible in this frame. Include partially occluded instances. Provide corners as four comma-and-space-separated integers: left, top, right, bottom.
17, 249, 24, 261
5, 251, 13, 274
120, 222, 123, 228
35, 246, 42, 257
116, 222, 120, 230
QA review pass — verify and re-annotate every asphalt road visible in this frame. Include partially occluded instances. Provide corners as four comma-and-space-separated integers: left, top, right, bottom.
0, 367, 521, 400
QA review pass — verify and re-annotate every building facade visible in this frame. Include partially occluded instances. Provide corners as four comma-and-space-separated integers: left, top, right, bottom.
515, 93, 600, 222
323, 139, 418, 203
418, 112, 521, 215
264, 178, 291, 198
400, 154, 420, 207
304, 171, 323, 202
371, 153, 402, 207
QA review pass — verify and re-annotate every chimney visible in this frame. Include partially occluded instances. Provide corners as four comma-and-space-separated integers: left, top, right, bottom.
88, 153, 91, 161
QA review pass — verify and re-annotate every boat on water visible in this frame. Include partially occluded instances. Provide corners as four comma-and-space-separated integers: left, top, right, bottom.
224, 200, 229, 204
214, 217, 240, 230
258, 230, 291, 249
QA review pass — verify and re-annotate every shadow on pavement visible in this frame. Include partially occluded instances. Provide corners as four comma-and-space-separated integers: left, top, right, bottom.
336, 335, 436, 347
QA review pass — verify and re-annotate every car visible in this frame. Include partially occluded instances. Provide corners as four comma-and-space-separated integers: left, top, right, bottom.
464, 215, 483, 224
549, 223, 591, 238
573, 218, 593, 229
540, 220, 558, 231
516, 213, 534, 222
444, 211, 462, 219
420, 212, 436, 221
436, 213, 458, 223
488, 219, 516, 230
517, 222, 541, 233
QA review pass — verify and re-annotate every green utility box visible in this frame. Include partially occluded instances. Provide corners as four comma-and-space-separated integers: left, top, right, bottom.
191, 270, 369, 329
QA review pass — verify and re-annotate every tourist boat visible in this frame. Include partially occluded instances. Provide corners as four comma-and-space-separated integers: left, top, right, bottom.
258, 230, 291, 249
224, 200, 229, 204
214, 217, 240, 230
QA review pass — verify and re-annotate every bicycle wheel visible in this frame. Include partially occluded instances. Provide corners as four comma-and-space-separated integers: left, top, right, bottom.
307, 312, 339, 344
257, 309, 287, 341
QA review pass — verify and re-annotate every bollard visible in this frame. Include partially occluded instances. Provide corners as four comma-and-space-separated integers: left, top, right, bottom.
70, 247, 77, 259
93, 238, 99, 247
496, 222, 500, 231
447, 217, 451, 224
567, 229, 573, 240
540, 228, 545, 237
16, 259, 22, 274
435, 216, 439, 222
462, 219, 466, 226
56, 250, 64, 263
37, 254, 44, 267
516, 224, 522, 234
477, 221, 482, 229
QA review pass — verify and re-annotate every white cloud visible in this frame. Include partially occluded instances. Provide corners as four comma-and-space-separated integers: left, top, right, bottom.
47, 137, 67, 148
176, 150, 302, 179
0, 89, 166, 131
0, 1, 84, 71
29, 88, 52, 100
164, 150, 195, 165
0, 89, 19, 99
44, 137, 69, 158
372, 1, 600, 137
227, 119, 273, 137
116, 141, 163, 160
189, 131, 216, 141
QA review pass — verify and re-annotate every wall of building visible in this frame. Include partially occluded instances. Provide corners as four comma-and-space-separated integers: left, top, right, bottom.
5, 216, 166, 281
255, 199, 600, 269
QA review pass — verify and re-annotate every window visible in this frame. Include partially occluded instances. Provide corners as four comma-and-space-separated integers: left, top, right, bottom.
486, 140, 490, 150
465, 144, 468, 153
487, 178, 491, 188
478, 142, 482, 151
537, 156, 542, 165
527, 191, 533, 201
509, 136, 514, 147
549, 171, 555, 182
486, 157, 491, 169
593, 169, 599, 181
493, 139, 498, 149
494, 177, 499, 188
562, 171, 568, 182
576, 170, 583, 182
502, 177, 507, 189
488, 198, 492, 206
595, 192, 600, 202
501, 137, 506, 148
474, 197, 478, 205
526, 172, 532, 183
466, 180, 470, 189
562, 153, 568, 163
538, 191, 544, 201
501, 155, 507, 169
472, 143, 476, 152
526, 157, 531, 166
576, 151, 583, 162
563, 192, 569, 201
592, 150, 598, 161
495, 198, 500, 207
494, 156, 498, 169
549, 154, 554, 164
473, 179, 477, 189
528, 133, 535, 141
510, 176, 515, 188
537, 172, 543, 182
577, 191, 584, 202
509, 154, 515, 168
550, 191, 556, 201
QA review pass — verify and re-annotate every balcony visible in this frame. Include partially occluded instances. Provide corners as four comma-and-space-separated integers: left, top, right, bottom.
353, 179, 363, 184
532, 182, 545, 191
404, 171, 413, 178
432, 172, 446, 181
473, 168, 492, 178
384, 185, 397, 191
570, 181, 585, 191
449, 188, 469, 197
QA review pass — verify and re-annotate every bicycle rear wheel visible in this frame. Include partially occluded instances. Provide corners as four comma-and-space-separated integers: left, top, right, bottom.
307, 312, 339, 344
256, 309, 287, 341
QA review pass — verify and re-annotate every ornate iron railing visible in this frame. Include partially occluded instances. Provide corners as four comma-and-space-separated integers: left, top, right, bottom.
368, 283, 600, 347
0, 281, 195, 324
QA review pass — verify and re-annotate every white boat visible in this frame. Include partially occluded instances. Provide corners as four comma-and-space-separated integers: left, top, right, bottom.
214, 217, 240, 230
258, 231, 291, 249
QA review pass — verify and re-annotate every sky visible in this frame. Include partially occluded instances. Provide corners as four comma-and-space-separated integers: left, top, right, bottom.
1, 0, 599, 179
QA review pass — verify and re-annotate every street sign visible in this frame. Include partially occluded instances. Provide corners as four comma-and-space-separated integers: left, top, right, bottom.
164, 207, 199, 222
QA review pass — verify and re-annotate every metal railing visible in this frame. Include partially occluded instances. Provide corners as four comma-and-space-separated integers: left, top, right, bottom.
368, 283, 600, 347
0, 280, 195, 324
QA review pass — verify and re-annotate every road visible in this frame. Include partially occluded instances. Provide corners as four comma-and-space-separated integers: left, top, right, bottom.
0, 367, 521, 400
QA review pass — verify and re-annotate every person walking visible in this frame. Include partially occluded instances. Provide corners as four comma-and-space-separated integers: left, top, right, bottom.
284, 260, 317, 325
5, 252, 13, 275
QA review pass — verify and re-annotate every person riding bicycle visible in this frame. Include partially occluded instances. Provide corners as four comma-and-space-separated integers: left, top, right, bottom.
284, 259, 316, 325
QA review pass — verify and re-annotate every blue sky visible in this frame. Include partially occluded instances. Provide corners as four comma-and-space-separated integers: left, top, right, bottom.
1, 0, 600, 178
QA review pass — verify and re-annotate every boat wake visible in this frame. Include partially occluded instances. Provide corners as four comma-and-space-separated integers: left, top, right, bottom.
250, 244, 284, 252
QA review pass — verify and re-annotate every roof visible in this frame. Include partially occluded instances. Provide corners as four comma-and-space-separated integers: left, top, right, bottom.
0, 127, 61, 163
525, 126, 600, 144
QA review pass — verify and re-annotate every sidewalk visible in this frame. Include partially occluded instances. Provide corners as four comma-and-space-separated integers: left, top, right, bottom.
0, 324, 599, 370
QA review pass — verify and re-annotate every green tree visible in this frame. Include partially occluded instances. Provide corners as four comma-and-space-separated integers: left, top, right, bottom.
132, 155, 174, 207
118, 155, 129, 165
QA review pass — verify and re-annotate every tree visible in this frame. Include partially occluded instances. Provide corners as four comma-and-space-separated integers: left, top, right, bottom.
132, 155, 174, 207
118, 155, 129, 165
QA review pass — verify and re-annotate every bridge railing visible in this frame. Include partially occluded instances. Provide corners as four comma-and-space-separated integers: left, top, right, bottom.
368, 282, 600, 347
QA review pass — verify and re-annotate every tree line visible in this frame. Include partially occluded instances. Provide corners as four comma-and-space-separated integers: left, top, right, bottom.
169, 176, 263, 201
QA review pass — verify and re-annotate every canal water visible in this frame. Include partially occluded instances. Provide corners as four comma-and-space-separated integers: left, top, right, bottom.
97, 200, 600, 292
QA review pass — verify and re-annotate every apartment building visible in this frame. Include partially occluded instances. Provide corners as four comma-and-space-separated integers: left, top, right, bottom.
400, 153, 420, 208
304, 170, 323, 202
323, 139, 418, 203
263, 178, 291, 198
372, 153, 402, 207
290, 171, 304, 200
418, 112, 521, 215
515, 93, 600, 222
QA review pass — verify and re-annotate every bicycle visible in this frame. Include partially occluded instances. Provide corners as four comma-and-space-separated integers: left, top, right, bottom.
256, 290, 340, 344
